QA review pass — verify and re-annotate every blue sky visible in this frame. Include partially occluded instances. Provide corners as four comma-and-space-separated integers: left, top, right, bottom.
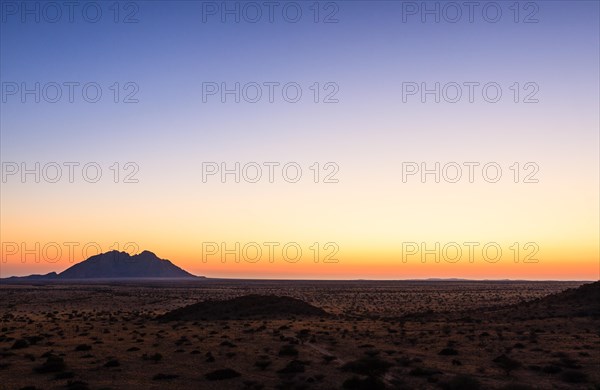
1, 1, 599, 279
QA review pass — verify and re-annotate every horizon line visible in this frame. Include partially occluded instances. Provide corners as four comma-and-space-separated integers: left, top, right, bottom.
1, 275, 597, 283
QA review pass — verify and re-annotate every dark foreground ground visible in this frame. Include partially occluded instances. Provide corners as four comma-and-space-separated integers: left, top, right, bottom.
0, 280, 598, 389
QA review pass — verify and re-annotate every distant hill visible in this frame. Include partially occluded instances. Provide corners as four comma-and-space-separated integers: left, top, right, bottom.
500, 280, 600, 319
400, 281, 599, 322
3, 250, 199, 280
159, 294, 329, 321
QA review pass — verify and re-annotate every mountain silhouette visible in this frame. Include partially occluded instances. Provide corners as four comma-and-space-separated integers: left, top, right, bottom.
3, 250, 199, 280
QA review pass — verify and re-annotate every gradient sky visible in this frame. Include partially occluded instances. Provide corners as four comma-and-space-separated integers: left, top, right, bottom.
1, 1, 598, 279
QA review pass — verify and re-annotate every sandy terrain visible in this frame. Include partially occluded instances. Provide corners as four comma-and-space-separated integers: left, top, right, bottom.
0, 280, 597, 389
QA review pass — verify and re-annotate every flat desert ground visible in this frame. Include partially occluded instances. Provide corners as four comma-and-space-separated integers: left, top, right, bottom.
0, 280, 598, 389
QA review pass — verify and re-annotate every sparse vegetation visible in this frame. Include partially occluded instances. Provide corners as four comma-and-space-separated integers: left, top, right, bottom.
441, 375, 481, 390
438, 347, 459, 356
205, 368, 241, 380
493, 354, 521, 376
152, 373, 179, 380
342, 376, 386, 389
11, 339, 29, 349
34, 354, 65, 373
0, 280, 597, 389
278, 344, 299, 357
277, 360, 307, 375
560, 370, 588, 383
103, 358, 120, 368
341, 356, 392, 377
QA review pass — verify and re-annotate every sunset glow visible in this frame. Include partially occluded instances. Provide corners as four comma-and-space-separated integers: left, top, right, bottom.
1, 1, 598, 280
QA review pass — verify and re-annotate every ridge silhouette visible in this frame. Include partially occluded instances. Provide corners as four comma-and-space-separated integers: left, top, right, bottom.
4, 250, 198, 280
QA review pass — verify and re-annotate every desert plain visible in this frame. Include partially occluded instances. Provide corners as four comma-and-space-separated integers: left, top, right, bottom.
0, 280, 598, 389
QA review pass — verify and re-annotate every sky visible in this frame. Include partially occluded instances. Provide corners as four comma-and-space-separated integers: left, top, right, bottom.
0, 0, 598, 280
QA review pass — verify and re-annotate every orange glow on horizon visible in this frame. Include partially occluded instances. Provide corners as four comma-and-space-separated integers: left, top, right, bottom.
1, 240, 597, 281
